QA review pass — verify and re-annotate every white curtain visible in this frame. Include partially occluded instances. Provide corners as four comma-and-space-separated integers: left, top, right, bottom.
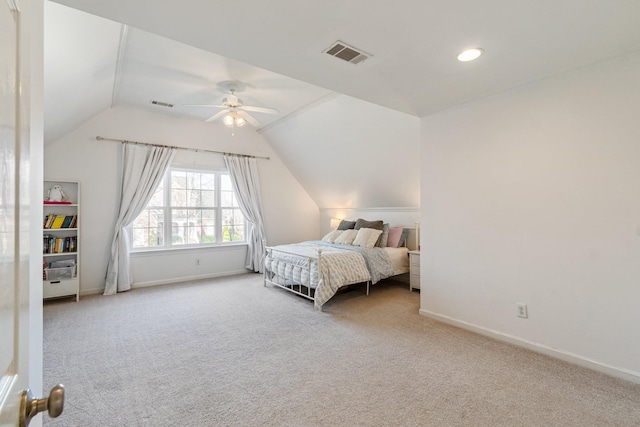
224, 155, 267, 273
104, 144, 176, 295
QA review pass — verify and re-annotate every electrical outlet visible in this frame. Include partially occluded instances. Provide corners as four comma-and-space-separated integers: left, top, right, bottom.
516, 303, 528, 319
195, 259, 200, 266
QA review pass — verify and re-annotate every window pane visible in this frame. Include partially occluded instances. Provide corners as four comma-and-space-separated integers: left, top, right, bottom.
201, 174, 215, 190
132, 228, 148, 248
188, 189, 202, 207
201, 209, 216, 243
132, 208, 164, 248
172, 170, 187, 188
201, 189, 215, 206
133, 168, 246, 249
233, 209, 245, 225
171, 209, 188, 245
185, 173, 200, 208
221, 174, 233, 191
186, 172, 200, 190
171, 171, 187, 207
220, 191, 234, 207
171, 171, 217, 208
221, 208, 245, 242
171, 188, 187, 207
186, 209, 201, 244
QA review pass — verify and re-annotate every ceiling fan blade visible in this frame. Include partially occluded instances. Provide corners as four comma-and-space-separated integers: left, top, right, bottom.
241, 105, 279, 115
182, 104, 227, 108
205, 109, 230, 122
237, 110, 261, 127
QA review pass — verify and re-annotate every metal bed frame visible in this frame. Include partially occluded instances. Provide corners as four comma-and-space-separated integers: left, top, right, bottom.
263, 245, 371, 311
263, 224, 419, 310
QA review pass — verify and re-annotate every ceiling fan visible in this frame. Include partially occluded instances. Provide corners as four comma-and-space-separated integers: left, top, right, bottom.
182, 82, 279, 131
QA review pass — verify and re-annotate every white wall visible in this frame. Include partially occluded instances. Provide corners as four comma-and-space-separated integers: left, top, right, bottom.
319, 207, 419, 238
262, 94, 420, 209
44, 106, 318, 294
420, 52, 640, 381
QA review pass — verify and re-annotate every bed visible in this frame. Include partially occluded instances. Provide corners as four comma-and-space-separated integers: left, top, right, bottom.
264, 220, 418, 310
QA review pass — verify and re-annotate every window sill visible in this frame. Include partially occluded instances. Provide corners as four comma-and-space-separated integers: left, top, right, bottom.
131, 242, 248, 257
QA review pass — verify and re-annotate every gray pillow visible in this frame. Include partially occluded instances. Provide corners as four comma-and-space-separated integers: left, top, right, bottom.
337, 220, 357, 230
397, 228, 409, 247
377, 223, 389, 247
354, 218, 384, 230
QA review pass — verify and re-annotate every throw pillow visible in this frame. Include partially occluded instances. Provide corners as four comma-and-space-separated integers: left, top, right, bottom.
354, 218, 384, 230
337, 220, 357, 230
334, 229, 358, 245
386, 226, 405, 248
321, 230, 343, 243
353, 228, 383, 248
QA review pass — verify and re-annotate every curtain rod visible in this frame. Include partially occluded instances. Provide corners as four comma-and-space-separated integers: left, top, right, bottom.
95, 136, 270, 160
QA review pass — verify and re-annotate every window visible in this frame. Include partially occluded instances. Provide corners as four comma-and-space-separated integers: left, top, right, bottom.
131, 168, 246, 249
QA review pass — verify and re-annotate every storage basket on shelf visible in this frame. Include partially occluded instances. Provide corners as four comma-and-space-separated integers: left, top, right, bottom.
44, 265, 76, 281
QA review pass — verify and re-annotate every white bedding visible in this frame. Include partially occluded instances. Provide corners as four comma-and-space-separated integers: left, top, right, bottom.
265, 242, 370, 307
384, 247, 410, 275
265, 242, 406, 308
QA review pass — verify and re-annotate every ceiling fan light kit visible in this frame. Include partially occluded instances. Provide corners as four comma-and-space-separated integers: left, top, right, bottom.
223, 113, 246, 128
182, 80, 279, 134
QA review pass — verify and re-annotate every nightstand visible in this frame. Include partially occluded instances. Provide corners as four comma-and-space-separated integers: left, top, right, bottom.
409, 250, 420, 291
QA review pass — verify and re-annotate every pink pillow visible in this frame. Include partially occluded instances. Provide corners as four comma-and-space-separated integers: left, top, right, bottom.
386, 227, 404, 248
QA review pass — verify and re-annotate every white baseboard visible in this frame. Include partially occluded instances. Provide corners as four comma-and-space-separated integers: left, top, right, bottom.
78, 270, 251, 296
419, 309, 640, 385
80, 287, 105, 297
131, 269, 250, 289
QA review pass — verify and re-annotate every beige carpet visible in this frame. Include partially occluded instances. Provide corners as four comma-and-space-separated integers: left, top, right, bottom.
43, 274, 640, 426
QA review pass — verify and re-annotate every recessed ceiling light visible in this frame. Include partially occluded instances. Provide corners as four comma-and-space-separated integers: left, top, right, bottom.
457, 48, 484, 62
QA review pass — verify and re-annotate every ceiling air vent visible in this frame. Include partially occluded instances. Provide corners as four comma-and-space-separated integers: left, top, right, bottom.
150, 100, 174, 108
324, 41, 370, 64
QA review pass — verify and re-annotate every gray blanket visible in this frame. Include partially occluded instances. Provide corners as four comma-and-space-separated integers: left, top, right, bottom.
311, 241, 395, 284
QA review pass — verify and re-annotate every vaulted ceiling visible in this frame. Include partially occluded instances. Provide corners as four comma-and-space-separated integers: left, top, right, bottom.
44, 3, 334, 142
50, 0, 640, 119
44, 0, 640, 210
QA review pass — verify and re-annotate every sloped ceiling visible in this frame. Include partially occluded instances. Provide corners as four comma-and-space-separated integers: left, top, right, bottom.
44, 4, 121, 142
45, 1, 640, 210
51, 0, 640, 117
261, 96, 420, 209
44, 2, 333, 142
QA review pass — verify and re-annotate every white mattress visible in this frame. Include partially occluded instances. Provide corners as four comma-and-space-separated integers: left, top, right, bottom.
384, 247, 409, 275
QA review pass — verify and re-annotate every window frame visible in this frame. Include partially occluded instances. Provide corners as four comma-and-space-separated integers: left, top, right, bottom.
130, 166, 247, 252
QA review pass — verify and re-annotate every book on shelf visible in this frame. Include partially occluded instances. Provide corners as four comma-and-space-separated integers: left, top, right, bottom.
43, 235, 77, 254
61, 215, 73, 228
43, 214, 55, 228
50, 215, 65, 229
44, 214, 77, 229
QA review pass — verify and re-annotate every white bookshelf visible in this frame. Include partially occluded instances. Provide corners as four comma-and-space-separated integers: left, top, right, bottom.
43, 180, 80, 301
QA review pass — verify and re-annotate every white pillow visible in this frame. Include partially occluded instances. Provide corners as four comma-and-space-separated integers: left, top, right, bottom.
352, 228, 383, 248
321, 229, 343, 243
333, 229, 358, 245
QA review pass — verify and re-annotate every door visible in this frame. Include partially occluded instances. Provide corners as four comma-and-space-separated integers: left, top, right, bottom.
0, 1, 54, 426
0, 0, 30, 425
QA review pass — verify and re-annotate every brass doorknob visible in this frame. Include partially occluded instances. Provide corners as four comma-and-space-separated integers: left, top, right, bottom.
19, 384, 65, 427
